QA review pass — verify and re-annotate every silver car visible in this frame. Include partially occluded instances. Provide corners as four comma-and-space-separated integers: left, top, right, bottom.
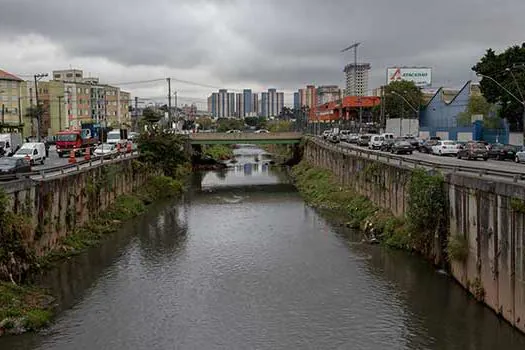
515, 147, 525, 163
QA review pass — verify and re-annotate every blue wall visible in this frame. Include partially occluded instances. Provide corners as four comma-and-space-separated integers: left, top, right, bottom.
420, 82, 470, 128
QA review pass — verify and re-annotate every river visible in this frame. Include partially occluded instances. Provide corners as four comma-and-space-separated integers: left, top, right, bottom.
3, 145, 525, 350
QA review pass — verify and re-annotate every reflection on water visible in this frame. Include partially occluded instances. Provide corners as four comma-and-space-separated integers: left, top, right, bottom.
2, 145, 525, 350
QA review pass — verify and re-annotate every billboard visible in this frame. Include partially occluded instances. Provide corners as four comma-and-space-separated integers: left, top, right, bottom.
387, 67, 432, 87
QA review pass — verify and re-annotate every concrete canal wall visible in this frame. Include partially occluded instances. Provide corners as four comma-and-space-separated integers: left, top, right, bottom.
0, 158, 153, 256
304, 138, 525, 333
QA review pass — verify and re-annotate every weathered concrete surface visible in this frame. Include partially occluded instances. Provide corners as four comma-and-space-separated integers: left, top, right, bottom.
304, 138, 525, 333
1, 158, 154, 256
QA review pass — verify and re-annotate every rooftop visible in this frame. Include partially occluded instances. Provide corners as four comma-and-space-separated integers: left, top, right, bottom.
0, 69, 22, 81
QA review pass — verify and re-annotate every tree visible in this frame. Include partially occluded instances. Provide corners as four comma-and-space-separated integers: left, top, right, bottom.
142, 107, 163, 124
244, 116, 258, 127
472, 44, 525, 130
197, 117, 213, 130
456, 95, 494, 126
384, 80, 423, 119
137, 128, 188, 178
216, 118, 244, 132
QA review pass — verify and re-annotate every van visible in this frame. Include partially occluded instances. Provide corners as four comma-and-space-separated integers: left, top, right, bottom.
381, 133, 394, 141
12, 142, 46, 165
0, 133, 22, 157
369, 135, 384, 150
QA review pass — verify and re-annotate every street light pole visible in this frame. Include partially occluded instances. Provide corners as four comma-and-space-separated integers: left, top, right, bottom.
477, 72, 525, 146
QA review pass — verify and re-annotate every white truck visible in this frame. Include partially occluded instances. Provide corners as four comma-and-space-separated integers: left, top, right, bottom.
106, 129, 129, 148
0, 133, 22, 157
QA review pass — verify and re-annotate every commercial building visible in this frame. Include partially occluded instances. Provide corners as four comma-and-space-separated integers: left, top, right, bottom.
344, 63, 371, 96
317, 85, 341, 105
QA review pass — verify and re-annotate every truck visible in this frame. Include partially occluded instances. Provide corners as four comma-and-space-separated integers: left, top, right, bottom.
0, 133, 23, 157
55, 122, 100, 157
106, 129, 128, 147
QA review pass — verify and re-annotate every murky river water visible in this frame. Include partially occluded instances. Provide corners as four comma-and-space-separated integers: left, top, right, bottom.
3, 146, 525, 350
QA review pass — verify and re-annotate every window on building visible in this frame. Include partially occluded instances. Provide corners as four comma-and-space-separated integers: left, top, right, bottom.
77, 88, 81, 93
76, 73, 82, 78
66, 73, 73, 78
85, 88, 89, 94
54, 74, 61, 79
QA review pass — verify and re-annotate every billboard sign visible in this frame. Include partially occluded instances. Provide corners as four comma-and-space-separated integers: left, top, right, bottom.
387, 67, 432, 87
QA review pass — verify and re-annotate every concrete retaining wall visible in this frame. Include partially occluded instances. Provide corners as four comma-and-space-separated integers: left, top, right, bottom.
304, 138, 525, 333
1, 158, 153, 256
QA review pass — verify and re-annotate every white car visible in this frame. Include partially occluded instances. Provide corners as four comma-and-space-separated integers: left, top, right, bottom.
322, 130, 331, 139
339, 130, 351, 142
368, 135, 384, 150
432, 140, 460, 156
94, 143, 118, 157
515, 147, 525, 163
12, 142, 46, 165
254, 129, 270, 134
226, 129, 242, 134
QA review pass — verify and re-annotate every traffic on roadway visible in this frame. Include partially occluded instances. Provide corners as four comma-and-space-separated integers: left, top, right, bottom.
317, 129, 525, 175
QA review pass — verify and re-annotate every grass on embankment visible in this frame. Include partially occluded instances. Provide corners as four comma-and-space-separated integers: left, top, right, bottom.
0, 175, 184, 336
291, 161, 446, 254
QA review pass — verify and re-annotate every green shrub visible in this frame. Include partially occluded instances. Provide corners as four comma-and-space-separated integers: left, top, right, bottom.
447, 235, 469, 262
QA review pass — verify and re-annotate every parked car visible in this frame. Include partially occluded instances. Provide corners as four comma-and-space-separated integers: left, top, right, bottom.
432, 140, 460, 156
357, 134, 371, 147
390, 140, 413, 154
328, 133, 340, 143
368, 135, 384, 150
487, 143, 518, 161
380, 139, 395, 152
339, 130, 351, 142
254, 129, 270, 134
457, 142, 489, 160
515, 147, 525, 163
94, 143, 119, 157
0, 157, 31, 175
419, 139, 440, 153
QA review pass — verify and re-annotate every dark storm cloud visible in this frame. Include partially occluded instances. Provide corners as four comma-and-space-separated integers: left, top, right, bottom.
1, 0, 525, 89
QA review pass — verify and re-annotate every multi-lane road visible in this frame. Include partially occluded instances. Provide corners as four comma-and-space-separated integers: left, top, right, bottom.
315, 137, 525, 182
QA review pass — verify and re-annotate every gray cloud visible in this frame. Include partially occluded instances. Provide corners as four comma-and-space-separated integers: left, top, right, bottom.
1, 0, 525, 97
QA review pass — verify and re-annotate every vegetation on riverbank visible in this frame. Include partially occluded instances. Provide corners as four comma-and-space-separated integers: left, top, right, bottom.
0, 127, 189, 336
203, 145, 233, 161
291, 161, 447, 255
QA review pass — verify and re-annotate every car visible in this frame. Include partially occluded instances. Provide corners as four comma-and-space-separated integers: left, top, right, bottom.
339, 130, 351, 142
226, 129, 242, 134
12, 142, 46, 165
487, 143, 518, 161
368, 135, 384, 150
254, 129, 270, 134
515, 147, 525, 163
432, 140, 459, 156
0, 157, 31, 175
404, 136, 420, 150
457, 142, 489, 160
357, 134, 371, 147
390, 140, 413, 154
419, 139, 439, 153
322, 130, 331, 139
380, 139, 395, 152
94, 143, 118, 157
347, 134, 359, 144
328, 133, 340, 143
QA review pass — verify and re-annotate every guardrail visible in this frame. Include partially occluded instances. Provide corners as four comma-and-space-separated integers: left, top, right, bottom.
0, 152, 139, 182
308, 136, 525, 183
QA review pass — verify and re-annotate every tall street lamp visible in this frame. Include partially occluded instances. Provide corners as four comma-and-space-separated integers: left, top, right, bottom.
33, 73, 49, 141
477, 72, 525, 146
391, 91, 419, 137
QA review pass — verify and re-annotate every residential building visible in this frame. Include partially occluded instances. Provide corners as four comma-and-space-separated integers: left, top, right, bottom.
181, 104, 197, 119
277, 92, 284, 116
120, 91, 131, 126
228, 92, 235, 118
208, 89, 237, 118
0, 69, 25, 130
52, 69, 84, 82
344, 63, 371, 96
299, 88, 307, 107
260, 92, 269, 117
207, 93, 218, 118
235, 93, 244, 118
293, 92, 300, 109
251, 93, 259, 116
243, 89, 252, 117
268, 89, 277, 116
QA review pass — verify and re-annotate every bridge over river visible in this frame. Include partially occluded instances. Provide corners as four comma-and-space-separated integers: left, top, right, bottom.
188, 132, 302, 145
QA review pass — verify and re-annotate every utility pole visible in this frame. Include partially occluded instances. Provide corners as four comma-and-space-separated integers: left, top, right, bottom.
167, 78, 172, 125
33, 73, 48, 141
134, 96, 138, 131
57, 96, 64, 132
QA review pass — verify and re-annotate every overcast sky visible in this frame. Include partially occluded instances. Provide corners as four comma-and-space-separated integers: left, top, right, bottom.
1, 0, 524, 108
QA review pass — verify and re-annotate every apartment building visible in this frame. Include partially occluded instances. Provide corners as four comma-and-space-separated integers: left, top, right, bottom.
0, 69, 25, 128
344, 63, 371, 96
